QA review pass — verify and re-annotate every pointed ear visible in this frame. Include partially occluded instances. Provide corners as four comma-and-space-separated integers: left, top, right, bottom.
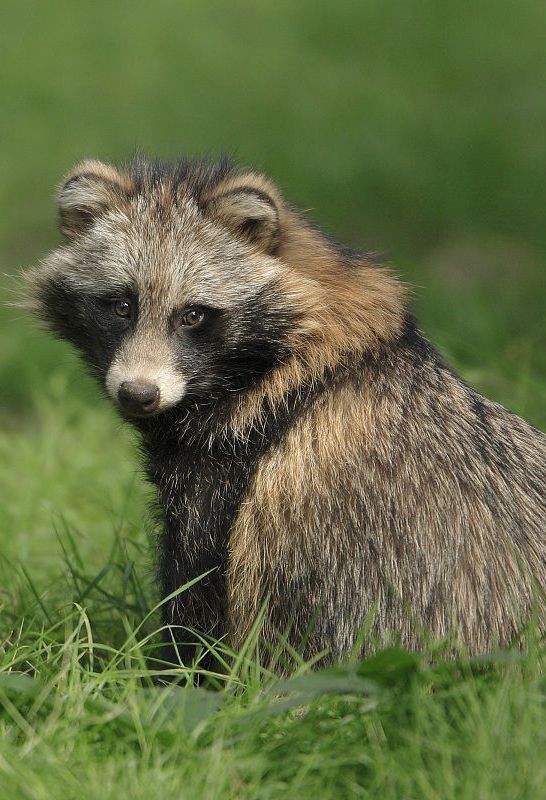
57, 160, 133, 239
206, 178, 280, 253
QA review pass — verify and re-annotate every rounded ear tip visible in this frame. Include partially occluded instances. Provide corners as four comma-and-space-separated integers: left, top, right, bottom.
207, 186, 280, 253
58, 160, 133, 195
56, 160, 132, 239
58, 174, 84, 194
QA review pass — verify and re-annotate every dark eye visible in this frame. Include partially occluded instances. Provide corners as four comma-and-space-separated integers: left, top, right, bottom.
113, 299, 132, 318
180, 307, 206, 327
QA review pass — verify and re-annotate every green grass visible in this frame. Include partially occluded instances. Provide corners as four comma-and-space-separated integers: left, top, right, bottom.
1, 560, 545, 800
1, 1, 546, 797
1, 515, 545, 800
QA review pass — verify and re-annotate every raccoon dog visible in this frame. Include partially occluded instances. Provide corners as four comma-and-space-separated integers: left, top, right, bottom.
26, 156, 545, 667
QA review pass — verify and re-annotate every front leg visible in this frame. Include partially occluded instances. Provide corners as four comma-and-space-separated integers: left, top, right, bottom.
157, 517, 227, 673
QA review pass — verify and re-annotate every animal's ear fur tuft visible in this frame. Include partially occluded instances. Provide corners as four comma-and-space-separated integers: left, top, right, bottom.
206, 175, 281, 253
57, 160, 133, 239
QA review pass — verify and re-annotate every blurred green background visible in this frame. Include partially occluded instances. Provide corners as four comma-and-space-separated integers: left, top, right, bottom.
1, 0, 545, 579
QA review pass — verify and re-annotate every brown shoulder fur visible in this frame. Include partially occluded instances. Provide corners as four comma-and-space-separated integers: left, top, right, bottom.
227, 327, 546, 659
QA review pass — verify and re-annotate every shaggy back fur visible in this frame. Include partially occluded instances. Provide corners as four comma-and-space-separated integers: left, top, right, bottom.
26, 156, 545, 666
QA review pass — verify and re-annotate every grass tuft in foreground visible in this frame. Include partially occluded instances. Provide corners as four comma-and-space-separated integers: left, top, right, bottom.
1, 528, 544, 800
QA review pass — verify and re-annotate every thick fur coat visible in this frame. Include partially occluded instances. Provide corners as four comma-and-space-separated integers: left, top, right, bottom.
26, 157, 545, 666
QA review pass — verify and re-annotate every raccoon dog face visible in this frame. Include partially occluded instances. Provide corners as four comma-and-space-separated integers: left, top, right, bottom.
28, 159, 302, 417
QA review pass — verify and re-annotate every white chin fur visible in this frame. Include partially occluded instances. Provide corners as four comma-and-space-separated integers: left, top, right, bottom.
105, 363, 186, 411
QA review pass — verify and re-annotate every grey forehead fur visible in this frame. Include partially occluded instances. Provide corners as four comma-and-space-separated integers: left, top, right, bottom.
122, 154, 237, 205
38, 155, 284, 315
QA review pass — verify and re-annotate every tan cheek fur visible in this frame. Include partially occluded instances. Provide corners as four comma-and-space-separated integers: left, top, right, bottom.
226, 256, 407, 434
204, 172, 408, 434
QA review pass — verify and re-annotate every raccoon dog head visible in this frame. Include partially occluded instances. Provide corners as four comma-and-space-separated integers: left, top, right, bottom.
26, 158, 313, 418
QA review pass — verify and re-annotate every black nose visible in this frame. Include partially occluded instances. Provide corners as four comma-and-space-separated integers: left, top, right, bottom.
118, 381, 160, 415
